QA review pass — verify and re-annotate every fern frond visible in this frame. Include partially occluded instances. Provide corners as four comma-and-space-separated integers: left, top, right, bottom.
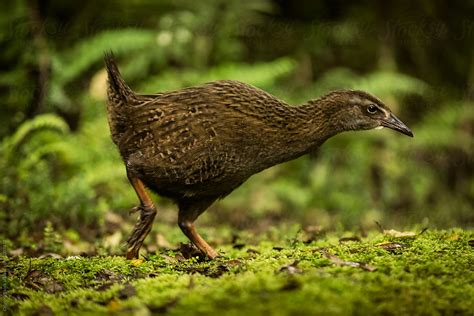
414, 102, 474, 151
54, 29, 157, 84
313, 68, 429, 97
352, 71, 429, 96
19, 142, 71, 170
2, 114, 69, 154
139, 57, 296, 92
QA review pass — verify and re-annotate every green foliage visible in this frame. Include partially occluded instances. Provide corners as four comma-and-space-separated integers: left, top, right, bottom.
139, 57, 295, 92
296, 68, 430, 103
1, 114, 68, 159
1, 114, 69, 236
50, 29, 159, 112
55, 29, 157, 85
43, 221, 62, 253
1, 0, 472, 248
0, 111, 130, 239
0, 1, 36, 134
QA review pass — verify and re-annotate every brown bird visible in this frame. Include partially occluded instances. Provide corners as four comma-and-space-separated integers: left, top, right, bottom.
104, 53, 413, 260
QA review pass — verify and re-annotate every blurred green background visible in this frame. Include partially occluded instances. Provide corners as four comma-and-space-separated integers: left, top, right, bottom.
1, 0, 473, 251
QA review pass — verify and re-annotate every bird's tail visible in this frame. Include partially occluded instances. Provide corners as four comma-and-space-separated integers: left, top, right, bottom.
104, 51, 135, 103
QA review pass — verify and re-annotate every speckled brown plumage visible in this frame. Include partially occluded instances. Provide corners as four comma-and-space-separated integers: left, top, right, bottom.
104, 53, 413, 259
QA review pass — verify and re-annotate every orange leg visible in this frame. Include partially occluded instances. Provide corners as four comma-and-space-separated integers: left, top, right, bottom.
178, 198, 218, 259
125, 173, 157, 259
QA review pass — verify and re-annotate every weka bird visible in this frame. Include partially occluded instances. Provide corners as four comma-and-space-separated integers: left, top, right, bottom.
104, 53, 413, 260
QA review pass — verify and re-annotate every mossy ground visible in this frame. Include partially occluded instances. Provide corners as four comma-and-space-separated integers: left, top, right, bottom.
2, 228, 473, 315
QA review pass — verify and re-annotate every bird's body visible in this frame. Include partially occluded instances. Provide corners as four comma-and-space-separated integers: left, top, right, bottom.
110, 80, 336, 201
105, 53, 413, 259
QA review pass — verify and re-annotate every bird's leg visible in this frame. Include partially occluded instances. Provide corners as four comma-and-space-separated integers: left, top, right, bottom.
125, 173, 157, 259
178, 199, 218, 259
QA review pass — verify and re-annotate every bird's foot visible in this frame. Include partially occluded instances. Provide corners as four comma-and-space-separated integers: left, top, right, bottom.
180, 243, 219, 261
205, 248, 219, 260
126, 247, 139, 260
125, 204, 157, 260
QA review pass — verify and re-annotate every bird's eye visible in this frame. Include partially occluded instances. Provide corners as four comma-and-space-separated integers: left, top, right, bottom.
367, 104, 378, 114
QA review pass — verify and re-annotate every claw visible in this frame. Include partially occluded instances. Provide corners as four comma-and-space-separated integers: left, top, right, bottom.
129, 205, 140, 215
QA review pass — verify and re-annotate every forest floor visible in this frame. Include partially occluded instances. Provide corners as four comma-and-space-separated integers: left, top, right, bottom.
2, 227, 474, 315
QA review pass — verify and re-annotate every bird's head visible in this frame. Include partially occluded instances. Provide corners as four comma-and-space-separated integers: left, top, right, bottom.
319, 90, 413, 137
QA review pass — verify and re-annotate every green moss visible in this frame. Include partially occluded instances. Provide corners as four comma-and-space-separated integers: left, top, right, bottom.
3, 229, 473, 315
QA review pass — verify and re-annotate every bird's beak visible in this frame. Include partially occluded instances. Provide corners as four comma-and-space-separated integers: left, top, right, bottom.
381, 113, 413, 137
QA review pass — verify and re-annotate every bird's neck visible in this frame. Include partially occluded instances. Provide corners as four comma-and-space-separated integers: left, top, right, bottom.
269, 98, 345, 163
